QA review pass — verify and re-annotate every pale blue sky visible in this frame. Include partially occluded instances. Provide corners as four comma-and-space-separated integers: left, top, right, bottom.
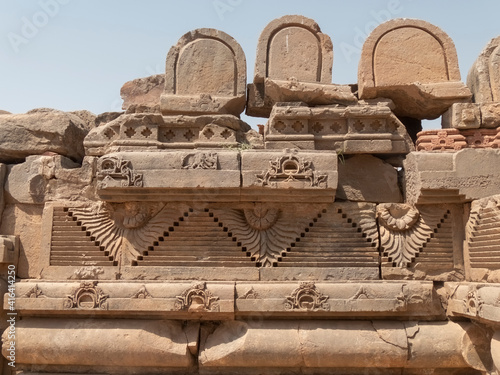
1, 0, 499, 129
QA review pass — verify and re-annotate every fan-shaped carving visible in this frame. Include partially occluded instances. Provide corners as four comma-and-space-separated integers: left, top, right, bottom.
68, 203, 185, 261
214, 204, 316, 267
378, 204, 448, 267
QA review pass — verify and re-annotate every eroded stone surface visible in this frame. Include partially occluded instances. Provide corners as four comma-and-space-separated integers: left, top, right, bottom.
0, 108, 89, 163
121, 74, 165, 113
467, 36, 500, 103
359, 19, 471, 119
161, 29, 246, 116
337, 155, 402, 203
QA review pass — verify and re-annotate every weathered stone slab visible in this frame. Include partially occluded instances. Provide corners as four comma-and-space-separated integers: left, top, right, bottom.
235, 281, 444, 319
467, 36, 500, 103
84, 113, 251, 156
199, 320, 489, 371
10, 281, 235, 320
4, 155, 95, 204
0, 109, 89, 163
359, 19, 471, 119
161, 29, 246, 116
404, 149, 500, 204
3, 318, 194, 368
480, 102, 500, 128
121, 74, 164, 113
263, 102, 414, 154
247, 15, 336, 117
442, 103, 481, 129
446, 282, 500, 325
240, 149, 337, 200
337, 155, 402, 203
0, 163, 5, 228
0, 235, 19, 266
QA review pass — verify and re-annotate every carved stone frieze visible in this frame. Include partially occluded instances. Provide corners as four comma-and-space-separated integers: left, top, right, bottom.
174, 282, 220, 312
23, 284, 44, 299
131, 285, 152, 299
63, 281, 109, 310
96, 156, 143, 189
284, 282, 330, 311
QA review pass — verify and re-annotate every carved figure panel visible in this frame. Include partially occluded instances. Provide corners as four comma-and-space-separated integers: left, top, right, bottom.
96, 156, 143, 189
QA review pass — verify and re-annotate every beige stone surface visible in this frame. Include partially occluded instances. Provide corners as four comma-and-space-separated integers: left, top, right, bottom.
121, 74, 164, 113
84, 113, 251, 156
3, 318, 194, 368
481, 102, 500, 128
442, 103, 481, 129
404, 149, 500, 205
161, 29, 246, 116
359, 19, 471, 119
200, 320, 488, 371
467, 36, 500, 103
70, 109, 97, 131
0, 108, 89, 163
0, 163, 5, 229
0, 204, 43, 279
5, 155, 95, 204
337, 155, 402, 203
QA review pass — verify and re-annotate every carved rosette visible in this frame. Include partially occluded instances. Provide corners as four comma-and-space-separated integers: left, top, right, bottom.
64, 281, 109, 310
377, 204, 447, 267
96, 156, 143, 189
284, 282, 330, 311
182, 152, 218, 169
174, 282, 220, 312
257, 152, 327, 188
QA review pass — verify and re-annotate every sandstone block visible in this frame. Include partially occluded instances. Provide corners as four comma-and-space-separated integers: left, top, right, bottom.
84, 113, 250, 156
336, 154, 402, 203
121, 74, 164, 113
247, 15, 337, 117
0, 235, 19, 266
4, 155, 95, 204
161, 29, 246, 116
404, 149, 500, 204
467, 36, 500, 103
481, 102, 500, 128
442, 103, 481, 129
359, 19, 471, 119
3, 318, 194, 368
0, 109, 89, 163
199, 320, 488, 371
0, 163, 5, 228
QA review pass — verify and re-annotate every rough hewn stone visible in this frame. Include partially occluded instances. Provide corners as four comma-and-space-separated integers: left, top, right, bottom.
121, 74, 164, 113
0, 108, 88, 163
467, 36, 500, 103
337, 155, 402, 203
359, 19, 471, 119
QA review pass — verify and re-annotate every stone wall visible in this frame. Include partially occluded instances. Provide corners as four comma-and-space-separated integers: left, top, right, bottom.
1, 15, 500, 375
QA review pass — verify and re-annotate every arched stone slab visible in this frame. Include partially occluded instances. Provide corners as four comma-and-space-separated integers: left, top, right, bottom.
247, 15, 355, 117
161, 28, 246, 116
358, 19, 470, 119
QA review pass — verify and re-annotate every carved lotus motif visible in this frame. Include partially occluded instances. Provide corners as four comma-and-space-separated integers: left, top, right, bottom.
377, 203, 419, 231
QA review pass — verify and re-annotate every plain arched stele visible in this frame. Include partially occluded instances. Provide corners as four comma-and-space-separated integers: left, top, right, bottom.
247, 15, 356, 117
161, 28, 247, 116
358, 18, 471, 119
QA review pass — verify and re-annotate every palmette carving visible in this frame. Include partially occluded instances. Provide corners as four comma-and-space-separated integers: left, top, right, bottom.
96, 156, 143, 189
174, 282, 220, 312
378, 204, 449, 267
284, 282, 330, 311
67, 203, 185, 261
23, 284, 44, 299
64, 281, 108, 310
131, 286, 152, 299
214, 204, 317, 267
